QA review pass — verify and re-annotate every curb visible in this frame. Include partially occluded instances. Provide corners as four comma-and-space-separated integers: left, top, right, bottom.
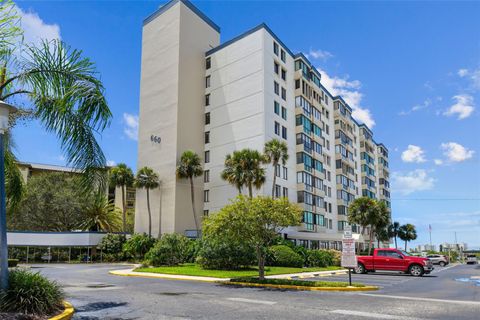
282, 270, 348, 280
49, 301, 74, 320
108, 270, 228, 283
222, 282, 378, 291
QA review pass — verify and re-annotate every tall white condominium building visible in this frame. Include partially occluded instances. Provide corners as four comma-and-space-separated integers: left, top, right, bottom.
136, 0, 391, 250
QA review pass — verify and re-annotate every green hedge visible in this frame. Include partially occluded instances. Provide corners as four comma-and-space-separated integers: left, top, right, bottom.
266, 245, 304, 268
196, 238, 256, 270
8, 259, 19, 267
229, 277, 365, 287
145, 233, 192, 266
306, 250, 333, 267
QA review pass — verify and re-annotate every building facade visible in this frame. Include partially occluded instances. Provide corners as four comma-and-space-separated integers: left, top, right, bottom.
135, 0, 391, 248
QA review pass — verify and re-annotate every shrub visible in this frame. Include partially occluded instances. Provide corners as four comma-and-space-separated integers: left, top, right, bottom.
98, 233, 125, 261
266, 245, 303, 268
145, 233, 191, 266
0, 269, 64, 316
8, 259, 19, 267
196, 238, 256, 270
306, 250, 334, 267
327, 249, 342, 266
123, 233, 157, 260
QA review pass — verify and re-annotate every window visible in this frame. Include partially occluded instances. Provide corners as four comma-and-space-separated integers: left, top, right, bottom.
273, 42, 279, 55
275, 184, 281, 198
283, 187, 288, 198
295, 79, 300, 89
204, 170, 210, 183
204, 131, 210, 144
275, 164, 281, 177
281, 126, 287, 139
281, 106, 287, 120
204, 150, 210, 163
204, 190, 209, 202
274, 101, 280, 115
280, 49, 286, 62
274, 81, 279, 95
205, 94, 210, 106
205, 112, 210, 125
205, 57, 211, 69
274, 121, 280, 135
203, 210, 209, 217
281, 69, 286, 80
205, 76, 210, 88
282, 166, 288, 180
281, 87, 286, 100
274, 62, 279, 74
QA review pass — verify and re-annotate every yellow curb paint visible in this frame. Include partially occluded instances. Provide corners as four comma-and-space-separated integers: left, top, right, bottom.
49, 301, 74, 320
222, 282, 378, 291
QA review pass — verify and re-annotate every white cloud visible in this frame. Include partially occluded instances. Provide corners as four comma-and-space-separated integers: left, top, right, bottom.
440, 142, 474, 162
392, 169, 435, 195
306, 49, 333, 61
399, 99, 432, 116
433, 159, 443, 165
458, 68, 469, 77
106, 160, 116, 167
443, 94, 474, 120
317, 68, 375, 128
15, 4, 61, 46
123, 113, 138, 141
401, 145, 427, 163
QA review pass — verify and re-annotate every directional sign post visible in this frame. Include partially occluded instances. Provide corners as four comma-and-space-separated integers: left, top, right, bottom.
341, 225, 357, 286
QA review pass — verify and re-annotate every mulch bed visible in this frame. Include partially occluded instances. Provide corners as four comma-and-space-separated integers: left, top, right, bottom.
0, 313, 47, 320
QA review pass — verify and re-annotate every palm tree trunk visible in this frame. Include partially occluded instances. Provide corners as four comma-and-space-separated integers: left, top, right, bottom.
394, 235, 397, 249
248, 183, 253, 198
146, 188, 152, 237
121, 185, 126, 235
368, 227, 374, 255
272, 163, 277, 198
189, 177, 199, 232
405, 240, 407, 251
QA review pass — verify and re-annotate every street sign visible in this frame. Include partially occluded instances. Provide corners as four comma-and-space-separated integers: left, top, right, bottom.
341, 226, 357, 268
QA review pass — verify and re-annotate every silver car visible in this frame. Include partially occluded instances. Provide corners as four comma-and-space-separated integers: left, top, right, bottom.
427, 254, 449, 267
466, 254, 478, 265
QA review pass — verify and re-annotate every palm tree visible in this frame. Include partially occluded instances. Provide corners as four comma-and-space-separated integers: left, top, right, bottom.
135, 167, 159, 237
388, 221, 401, 249
398, 224, 417, 251
264, 139, 289, 197
373, 201, 390, 248
176, 151, 203, 232
79, 192, 122, 232
109, 164, 134, 235
221, 151, 244, 194
239, 149, 266, 197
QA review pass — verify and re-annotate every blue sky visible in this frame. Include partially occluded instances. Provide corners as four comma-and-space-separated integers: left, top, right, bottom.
11, 0, 480, 248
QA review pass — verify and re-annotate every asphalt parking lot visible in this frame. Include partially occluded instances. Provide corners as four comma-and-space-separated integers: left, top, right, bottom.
32, 263, 479, 320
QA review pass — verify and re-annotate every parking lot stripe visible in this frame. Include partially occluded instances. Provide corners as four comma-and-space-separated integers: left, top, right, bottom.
358, 293, 480, 306
330, 309, 425, 319
226, 297, 277, 305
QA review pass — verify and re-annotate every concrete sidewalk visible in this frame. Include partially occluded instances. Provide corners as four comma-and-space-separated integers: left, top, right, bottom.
109, 267, 347, 282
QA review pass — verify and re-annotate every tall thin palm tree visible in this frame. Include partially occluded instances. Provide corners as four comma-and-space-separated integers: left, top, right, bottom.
135, 167, 159, 237
109, 164, 134, 235
176, 150, 203, 232
388, 221, 401, 249
239, 149, 266, 197
373, 200, 390, 248
79, 192, 122, 232
398, 223, 417, 251
264, 139, 289, 197
221, 151, 244, 194
348, 197, 376, 254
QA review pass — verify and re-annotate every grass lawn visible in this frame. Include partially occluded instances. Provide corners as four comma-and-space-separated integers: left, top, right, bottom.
134, 263, 341, 278
229, 277, 365, 287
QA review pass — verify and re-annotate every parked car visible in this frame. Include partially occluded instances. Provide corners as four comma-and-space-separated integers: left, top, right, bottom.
466, 254, 478, 265
427, 254, 449, 267
355, 248, 434, 277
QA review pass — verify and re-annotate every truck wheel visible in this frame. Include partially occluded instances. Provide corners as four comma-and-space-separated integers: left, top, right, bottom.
354, 263, 366, 274
409, 264, 424, 277
439, 261, 446, 267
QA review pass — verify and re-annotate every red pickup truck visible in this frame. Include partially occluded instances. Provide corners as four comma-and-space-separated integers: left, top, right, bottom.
355, 248, 434, 277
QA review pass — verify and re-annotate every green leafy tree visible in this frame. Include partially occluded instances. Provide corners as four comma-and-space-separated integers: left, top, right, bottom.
9, 173, 86, 231
203, 196, 302, 279
109, 163, 134, 234
388, 221, 401, 249
347, 197, 375, 253
78, 192, 122, 232
372, 200, 390, 248
263, 139, 289, 197
398, 223, 417, 251
176, 151, 203, 232
135, 167, 159, 237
